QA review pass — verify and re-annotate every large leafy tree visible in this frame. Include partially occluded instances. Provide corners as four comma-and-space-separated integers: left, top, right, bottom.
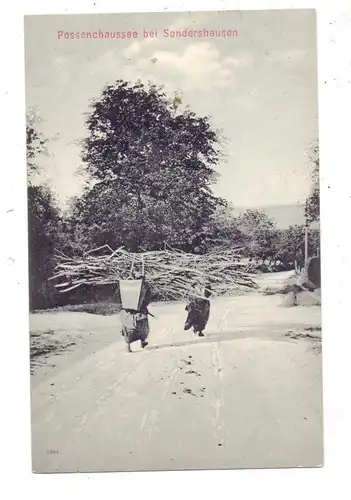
74, 80, 225, 253
276, 224, 320, 269
28, 185, 61, 309
275, 225, 305, 268
205, 204, 245, 250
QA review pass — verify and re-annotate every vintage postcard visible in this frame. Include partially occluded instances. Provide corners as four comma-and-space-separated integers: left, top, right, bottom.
25, 9, 322, 473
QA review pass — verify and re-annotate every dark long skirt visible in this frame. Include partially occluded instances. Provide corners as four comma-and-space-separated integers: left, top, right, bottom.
184, 298, 210, 333
120, 311, 149, 351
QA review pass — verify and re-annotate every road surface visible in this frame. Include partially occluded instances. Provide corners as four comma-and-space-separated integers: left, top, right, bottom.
30, 273, 323, 473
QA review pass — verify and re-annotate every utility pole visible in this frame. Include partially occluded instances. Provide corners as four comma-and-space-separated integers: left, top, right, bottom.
304, 222, 309, 268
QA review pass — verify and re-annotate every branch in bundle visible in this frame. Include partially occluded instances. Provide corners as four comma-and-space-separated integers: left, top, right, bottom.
50, 246, 258, 299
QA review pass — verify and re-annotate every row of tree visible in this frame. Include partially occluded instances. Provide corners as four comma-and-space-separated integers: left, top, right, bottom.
212, 206, 319, 269
27, 81, 320, 310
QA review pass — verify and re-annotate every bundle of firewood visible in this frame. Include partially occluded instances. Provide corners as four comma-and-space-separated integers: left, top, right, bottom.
50, 245, 258, 300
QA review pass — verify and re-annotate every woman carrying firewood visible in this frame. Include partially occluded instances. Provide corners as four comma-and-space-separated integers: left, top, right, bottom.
184, 282, 212, 337
119, 275, 153, 353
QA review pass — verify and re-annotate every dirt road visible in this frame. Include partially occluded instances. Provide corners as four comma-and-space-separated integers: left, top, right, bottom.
30, 273, 323, 473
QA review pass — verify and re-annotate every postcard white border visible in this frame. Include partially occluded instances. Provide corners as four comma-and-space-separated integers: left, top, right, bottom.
1, 1, 350, 499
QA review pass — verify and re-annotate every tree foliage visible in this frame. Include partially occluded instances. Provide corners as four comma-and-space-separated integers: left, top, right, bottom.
27, 114, 60, 309
26, 109, 48, 177
73, 80, 226, 253
235, 209, 279, 262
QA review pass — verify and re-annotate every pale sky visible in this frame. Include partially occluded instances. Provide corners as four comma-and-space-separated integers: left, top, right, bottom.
24, 9, 318, 209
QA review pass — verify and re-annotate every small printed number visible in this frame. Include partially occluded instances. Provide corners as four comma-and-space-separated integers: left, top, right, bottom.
47, 449, 59, 454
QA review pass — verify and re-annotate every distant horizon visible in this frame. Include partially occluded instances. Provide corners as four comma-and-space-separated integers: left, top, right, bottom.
232, 202, 308, 229
231, 202, 305, 209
